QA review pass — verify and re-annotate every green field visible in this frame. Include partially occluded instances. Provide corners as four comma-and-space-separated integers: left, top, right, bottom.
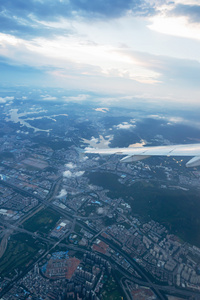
88, 172, 200, 247
23, 208, 60, 234
0, 233, 44, 278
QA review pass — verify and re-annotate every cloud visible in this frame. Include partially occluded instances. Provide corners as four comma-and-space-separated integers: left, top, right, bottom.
1, 24, 199, 99
90, 137, 99, 143
81, 156, 88, 161
0, 96, 14, 103
149, 114, 200, 129
114, 122, 136, 130
74, 171, 85, 177
0, 0, 165, 40
16, 130, 29, 134
94, 108, 109, 113
0, 1, 200, 104
63, 170, 85, 178
63, 170, 73, 178
65, 162, 76, 169
0, 0, 156, 23
71, 0, 134, 18
0, 1, 71, 37
119, 49, 200, 87
171, 4, 200, 23
63, 94, 90, 102
0, 6, 74, 39
57, 188, 67, 198
148, 1, 200, 40
41, 95, 57, 101
0, 98, 6, 103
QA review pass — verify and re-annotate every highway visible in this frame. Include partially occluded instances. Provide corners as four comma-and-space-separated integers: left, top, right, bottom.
1, 179, 200, 299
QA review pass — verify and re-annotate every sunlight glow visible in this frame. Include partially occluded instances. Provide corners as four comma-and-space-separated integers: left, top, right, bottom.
0, 33, 19, 46
14, 35, 161, 84
148, 16, 200, 40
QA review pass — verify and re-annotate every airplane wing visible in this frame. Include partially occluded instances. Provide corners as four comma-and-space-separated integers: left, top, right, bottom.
84, 143, 200, 167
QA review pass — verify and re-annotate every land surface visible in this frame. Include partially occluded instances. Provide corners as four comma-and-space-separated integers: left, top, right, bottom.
0, 88, 200, 300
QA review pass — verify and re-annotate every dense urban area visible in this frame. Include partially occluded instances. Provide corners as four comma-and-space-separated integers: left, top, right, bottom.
0, 95, 200, 300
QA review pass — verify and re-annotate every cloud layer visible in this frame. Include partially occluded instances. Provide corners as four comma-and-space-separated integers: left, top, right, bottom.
0, 0, 200, 104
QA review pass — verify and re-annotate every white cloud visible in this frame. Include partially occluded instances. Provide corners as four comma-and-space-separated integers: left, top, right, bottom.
81, 156, 88, 161
63, 170, 72, 178
175, 0, 200, 5
57, 188, 67, 198
94, 107, 109, 113
65, 162, 76, 169
148, 114, 165, 119
148, 1, 200, 41
41, 95, 57, 101
63, 94, 90, 102
90, 137, 99, 143
16, 130, 29, 134
82, 135, 113, 149
0, 96, 14, 103
149, 114, 200, 129
63, 170, 85, 178
114, 122, 136, 130
74, 171, 85, 177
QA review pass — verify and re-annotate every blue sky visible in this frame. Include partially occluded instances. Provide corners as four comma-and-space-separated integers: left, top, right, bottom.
0, 0, 200, 105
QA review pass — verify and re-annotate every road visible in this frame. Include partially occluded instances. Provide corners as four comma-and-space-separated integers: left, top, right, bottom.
1, 179, 200, 299
0, 229, 10, 258
0, 177, 62, 257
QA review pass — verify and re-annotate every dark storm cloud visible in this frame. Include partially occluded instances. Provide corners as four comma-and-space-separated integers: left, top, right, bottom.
170, 4, 200, 23
0, 0, 158, 38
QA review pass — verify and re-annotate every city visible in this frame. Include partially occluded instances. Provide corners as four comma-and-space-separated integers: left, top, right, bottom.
0, 104, 200, 299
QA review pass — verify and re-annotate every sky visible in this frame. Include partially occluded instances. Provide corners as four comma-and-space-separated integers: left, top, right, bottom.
0, 0, 200, 105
